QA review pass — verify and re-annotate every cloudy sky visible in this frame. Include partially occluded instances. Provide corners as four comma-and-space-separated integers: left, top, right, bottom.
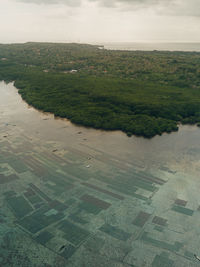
0, 0, 200, 43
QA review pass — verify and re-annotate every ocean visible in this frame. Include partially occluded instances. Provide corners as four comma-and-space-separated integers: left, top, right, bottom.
101, 42, 200, 52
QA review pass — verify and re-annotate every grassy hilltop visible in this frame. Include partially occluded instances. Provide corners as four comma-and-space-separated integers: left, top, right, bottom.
0, 42, 200, 137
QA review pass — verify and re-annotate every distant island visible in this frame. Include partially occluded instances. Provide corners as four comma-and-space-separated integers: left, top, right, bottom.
0, 42, 200, 138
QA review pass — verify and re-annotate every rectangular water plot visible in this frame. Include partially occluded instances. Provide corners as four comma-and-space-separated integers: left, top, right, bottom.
23, 156, 48, 177
0, 173, 18, 184
115, 173, 157, 192
133, 211, 151, 227
141, 232, 183, 252
61, 164, 92, 181
18, 205, 64, 234
78, 202, 102, 215
152, 253, 174, 267
81, 182, 124, 200
171, 205, 194, 216
69, 213, 88, 225
58, 220, 90, 246
108, 183, 137, 197
81, 194, 111, 210
29, 183, 52, 203
174, 199, 187, 207
35, 231, 53, 245
100, 224, 131, 241
45, 176, 73, 196
24, 188, 44, 205
152, 216, 167, 226
133, 170, 166, 185
8, 158, 29, 173
6, 195, 33, 219
48, 200, 68, 212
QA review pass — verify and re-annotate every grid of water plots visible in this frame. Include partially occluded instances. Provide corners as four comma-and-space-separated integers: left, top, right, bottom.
1, 128, 200, 267
1, 82, 200, 266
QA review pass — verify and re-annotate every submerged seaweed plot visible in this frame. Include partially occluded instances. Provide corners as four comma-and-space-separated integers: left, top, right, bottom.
6, 195, 33, 219
1, 82, 200, 266
0, 130, 199, 267
100, 224, 131, 241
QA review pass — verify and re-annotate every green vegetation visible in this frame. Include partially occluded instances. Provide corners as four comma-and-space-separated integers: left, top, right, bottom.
0, 42, 200, 137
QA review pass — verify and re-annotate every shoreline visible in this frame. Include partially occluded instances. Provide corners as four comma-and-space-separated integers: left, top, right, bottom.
1, 42, 200, 138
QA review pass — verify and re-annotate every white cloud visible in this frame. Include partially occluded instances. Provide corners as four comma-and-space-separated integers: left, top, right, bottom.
0, 0, 199, 43
16, 0, 81, 7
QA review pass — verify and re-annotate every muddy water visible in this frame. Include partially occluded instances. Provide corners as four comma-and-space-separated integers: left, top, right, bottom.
1, 81, 200, 266
1, 81, 200, 174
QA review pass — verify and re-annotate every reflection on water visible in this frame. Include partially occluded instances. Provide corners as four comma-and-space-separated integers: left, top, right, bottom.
1, 81, 200, 266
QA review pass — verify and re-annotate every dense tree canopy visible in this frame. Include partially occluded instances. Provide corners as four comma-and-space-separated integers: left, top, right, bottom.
0, 42, 200, 138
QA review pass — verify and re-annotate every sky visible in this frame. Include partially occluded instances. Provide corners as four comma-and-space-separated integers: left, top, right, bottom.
0, 0, 200, 43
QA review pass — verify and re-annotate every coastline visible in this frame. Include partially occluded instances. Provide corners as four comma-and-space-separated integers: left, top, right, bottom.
0, 42, 200, 138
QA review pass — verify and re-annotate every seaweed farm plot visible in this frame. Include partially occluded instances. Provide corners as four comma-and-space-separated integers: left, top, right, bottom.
1, 82, 200, 266
1, 131, 199, 267
6, 195, 33, 219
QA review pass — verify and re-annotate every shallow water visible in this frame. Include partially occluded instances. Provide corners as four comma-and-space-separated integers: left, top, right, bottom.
1, 81, 200, 266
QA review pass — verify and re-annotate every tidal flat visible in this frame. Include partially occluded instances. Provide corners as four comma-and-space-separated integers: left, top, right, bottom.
1, 81, 200, 266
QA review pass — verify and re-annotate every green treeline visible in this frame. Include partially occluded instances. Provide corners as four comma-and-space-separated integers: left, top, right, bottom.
0, 42, 200, 138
